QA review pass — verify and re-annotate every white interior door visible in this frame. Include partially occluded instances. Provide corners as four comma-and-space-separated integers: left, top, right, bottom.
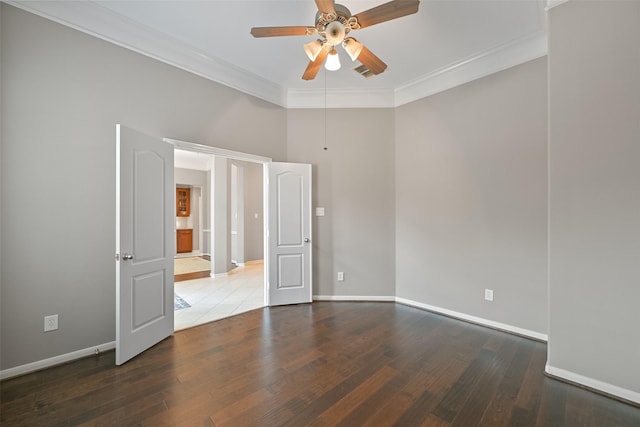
116, 124, 174, 365
267, 162, 312, 306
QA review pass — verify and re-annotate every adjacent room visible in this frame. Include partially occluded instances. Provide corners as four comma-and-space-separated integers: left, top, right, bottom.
1, 0, 638, 425
173, 149, 265, 330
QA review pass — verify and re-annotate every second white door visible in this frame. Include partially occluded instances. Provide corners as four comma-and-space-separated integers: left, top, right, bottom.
266, 162, 312, 306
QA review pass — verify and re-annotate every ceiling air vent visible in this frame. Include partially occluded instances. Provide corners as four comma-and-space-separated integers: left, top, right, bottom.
354, 65, 374, 78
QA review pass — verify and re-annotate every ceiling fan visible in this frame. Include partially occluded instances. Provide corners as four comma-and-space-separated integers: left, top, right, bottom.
250, 0, 420, 80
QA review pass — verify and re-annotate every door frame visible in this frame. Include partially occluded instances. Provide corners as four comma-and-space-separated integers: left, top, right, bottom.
166, 138, 272, 306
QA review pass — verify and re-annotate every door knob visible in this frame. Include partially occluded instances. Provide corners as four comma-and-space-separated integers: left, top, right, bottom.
304, 238, 310, 243
122, 253, 134, 260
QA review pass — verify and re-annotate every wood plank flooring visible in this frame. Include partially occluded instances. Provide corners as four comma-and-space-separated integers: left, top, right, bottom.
2, 302, 639, 426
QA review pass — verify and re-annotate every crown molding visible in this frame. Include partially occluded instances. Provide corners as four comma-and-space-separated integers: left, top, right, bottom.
546, 0, 571, 10
7, 0, 286, 106
9, 1, 548, 110
286, 87, 395, 109
393, 30, 548, 107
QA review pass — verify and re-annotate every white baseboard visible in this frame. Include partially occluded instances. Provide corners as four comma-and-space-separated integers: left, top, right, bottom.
545, 364, 640, 405
395, 297, 548, 342
313, 295, 396, 302
0, 341, 116, 381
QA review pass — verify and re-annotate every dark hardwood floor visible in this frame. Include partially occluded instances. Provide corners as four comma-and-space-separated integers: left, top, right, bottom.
2, 302, 638, 426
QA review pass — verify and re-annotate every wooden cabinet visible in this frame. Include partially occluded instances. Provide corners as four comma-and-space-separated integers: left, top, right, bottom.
176, 229, 193, 253
176, 188, 190, 217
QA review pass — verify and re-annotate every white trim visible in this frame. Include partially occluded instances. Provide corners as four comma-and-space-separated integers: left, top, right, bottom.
394, 30, 548, 107
545, 364, 640, 405
213, 272, 229, 279
166, 138, 272, 164
313, 295, 395, 302
0, 341, 116, 380
395, 297, 548, 342
7, 0, 285, 107
286, 87, 395, 109
546, 0, 571, 11
9, 0, 548, 109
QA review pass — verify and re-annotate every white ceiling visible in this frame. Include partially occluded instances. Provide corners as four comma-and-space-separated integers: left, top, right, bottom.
11, 0, 548, 108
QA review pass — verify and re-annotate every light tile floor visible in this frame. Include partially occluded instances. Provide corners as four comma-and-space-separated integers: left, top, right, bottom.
174, 261, 265, 331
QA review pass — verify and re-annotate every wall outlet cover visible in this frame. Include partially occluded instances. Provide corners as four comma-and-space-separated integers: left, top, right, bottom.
484, 289, 494, 301
44, 314, 59, 332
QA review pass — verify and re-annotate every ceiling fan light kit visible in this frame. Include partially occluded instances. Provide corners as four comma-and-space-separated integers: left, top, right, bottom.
304, 39, 324, 61
324, 20, 347, 46
325, 48, 341, 71
250, 0, 420, 80
342, 37, 363, 61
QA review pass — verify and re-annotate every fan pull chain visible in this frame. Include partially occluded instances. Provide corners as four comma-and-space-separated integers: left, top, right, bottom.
324, 68, 328, 151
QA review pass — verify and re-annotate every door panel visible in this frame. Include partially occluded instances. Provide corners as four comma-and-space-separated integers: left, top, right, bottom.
267, 162, 312, 306
116, 124, 174, 365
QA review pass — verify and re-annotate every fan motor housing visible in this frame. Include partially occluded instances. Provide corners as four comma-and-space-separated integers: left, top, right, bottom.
314, 4, 352, 25
314, 4, 358, 46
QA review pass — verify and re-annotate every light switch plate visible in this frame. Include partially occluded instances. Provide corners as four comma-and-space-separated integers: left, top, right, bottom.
316, 207, 325, 217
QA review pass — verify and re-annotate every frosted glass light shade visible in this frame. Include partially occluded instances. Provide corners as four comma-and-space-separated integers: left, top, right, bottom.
304, 39, 323, 61
324, 49, 341, 71
343, 37, 363, 61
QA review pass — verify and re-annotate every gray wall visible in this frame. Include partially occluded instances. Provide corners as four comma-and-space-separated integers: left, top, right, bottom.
4, 2, 639, 403
548, 1, 640, 396
395, 57, 548, 335
286, 108, 396, 298
242, 162, 264, 262
175, 168, 207, 188
212, 157, 233, 275
0, 4, 285, 370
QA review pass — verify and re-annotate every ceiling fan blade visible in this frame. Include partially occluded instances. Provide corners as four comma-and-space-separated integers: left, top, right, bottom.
353, 0, 420, 29
250, 26, 315, 37
356, 45, 388, 75
302, 48, 329, 81
315, 0, 336, 14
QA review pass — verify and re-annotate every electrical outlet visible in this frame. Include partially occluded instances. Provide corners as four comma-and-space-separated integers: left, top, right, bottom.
337, 272, 344, 281
44, 314, 58, 332
484, 289, 494, 302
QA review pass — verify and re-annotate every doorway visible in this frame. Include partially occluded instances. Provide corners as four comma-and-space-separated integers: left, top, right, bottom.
116, 127, 312, 363
169, 139, 270, 330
